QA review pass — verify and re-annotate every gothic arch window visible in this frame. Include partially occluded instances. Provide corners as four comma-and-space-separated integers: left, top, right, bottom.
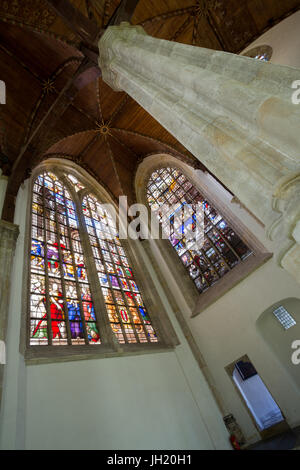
242, 45, 273, 62
135, 152, 272, 317
146, 167, 253, 294
27, 165, 166, 360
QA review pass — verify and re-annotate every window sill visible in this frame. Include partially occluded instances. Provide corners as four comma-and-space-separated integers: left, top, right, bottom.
24, 342, 175, 365
191, 251, 273, 317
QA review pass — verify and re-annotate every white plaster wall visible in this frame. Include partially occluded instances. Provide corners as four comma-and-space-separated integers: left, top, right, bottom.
0, 179, 230, 450
242, 11, 300, 67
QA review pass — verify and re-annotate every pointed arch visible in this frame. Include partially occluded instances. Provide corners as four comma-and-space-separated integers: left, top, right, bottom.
25, 158, 175, 361
30, 170, 100, 346
135, 154, 271, 315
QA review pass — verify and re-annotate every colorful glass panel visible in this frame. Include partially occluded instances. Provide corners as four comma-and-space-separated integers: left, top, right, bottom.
147, 167, 252, 293
83, 194, 158, 345
30, 172, 100, 346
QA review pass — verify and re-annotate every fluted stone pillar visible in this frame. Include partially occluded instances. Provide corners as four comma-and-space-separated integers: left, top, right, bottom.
98, 23, 300, 283
0, 220, 19, 404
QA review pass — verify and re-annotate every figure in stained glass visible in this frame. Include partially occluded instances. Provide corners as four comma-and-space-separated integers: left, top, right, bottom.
82, 193, 158, 344
67, 299, 84, 339
147, 167, 252, 293
30, 171, 158, 348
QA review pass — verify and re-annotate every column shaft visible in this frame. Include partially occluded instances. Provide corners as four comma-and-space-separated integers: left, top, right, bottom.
99, 23, 300, 282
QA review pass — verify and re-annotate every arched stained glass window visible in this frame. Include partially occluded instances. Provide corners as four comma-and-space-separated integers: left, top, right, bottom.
82, 194, 157, 344
242, 45, 272, 62
147, 167, 253, 293
30, 172, 100, 346
28, 168, 159, 356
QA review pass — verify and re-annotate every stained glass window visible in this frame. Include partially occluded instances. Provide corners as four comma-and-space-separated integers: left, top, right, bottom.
30, 172, 100, 346
82, 194, 157, 344
254, 53, 269, 61
29, 170, 158, 350
242, 45, 272, 62
147, 167, 252, 293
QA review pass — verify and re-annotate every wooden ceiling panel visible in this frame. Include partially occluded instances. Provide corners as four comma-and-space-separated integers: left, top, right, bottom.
45, 130, 97, 156
72, 79, 101, 123
0, 0, 81, 45
84, 136, 124, 199
210, 1, 259, 52
96, 79, 128, 124
111, 129, 199, 167
0, 22, 80, 81
247, 0, 300, 32
49, 105, 96, 141
0, 49, 42, 164
142, 13, 192, 41
195, 14, 225, 50
133, 0, 195, 26
108, 133, 137, 170
108, 137, 137, 203
111, 99, 192, 157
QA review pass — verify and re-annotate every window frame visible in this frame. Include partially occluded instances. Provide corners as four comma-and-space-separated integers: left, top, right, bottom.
20, 160, 179, 364
135, 154, 272, 317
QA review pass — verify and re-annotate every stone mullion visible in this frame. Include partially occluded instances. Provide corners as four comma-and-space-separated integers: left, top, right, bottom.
106, 231, 149, 344
203, 227, 231, 271
62, 188, 89, 346
166, 169, 235, 273
149, 169, 222, 288
171, 173, 197, 243
42, 177, 53, 346
151, 173, 178, 240
109, 202, 156, 342
202, 196, 250, 261
88, 198, 134, 345
161, 169, 187, 238
77, 193, 115, 346
153, 167, 241, 273
128, 282, 152, 344
53, 187, 72, 346
198, 245, 221, 284
120, 239, 158, 343
183, 183, 232, 279
205, 215, 243, 262
169, 169, 235, 271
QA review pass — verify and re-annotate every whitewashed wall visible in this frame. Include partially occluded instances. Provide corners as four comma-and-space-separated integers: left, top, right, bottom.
0, 179, 230, 450
242, 11, 300, 67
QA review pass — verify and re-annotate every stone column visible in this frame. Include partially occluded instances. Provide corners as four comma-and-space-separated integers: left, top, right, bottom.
98, 23, 300, 283
0, 220, 19, 404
